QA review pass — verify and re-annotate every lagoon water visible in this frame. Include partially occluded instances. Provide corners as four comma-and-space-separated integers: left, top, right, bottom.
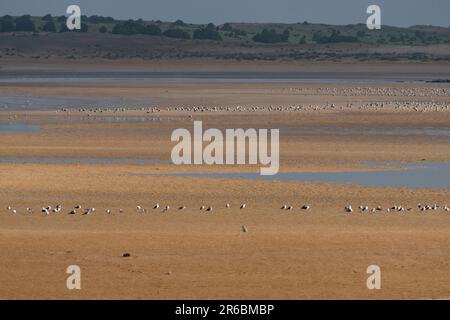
147, 162, 450, 189
1, 71, 448, 85
0, 122, 38, 133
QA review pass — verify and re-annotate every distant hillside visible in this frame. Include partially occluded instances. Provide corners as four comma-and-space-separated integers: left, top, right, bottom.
1, 14, 450, 62
2, 14, 450, 45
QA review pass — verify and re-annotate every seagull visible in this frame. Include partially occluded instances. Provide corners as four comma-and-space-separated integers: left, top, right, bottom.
11, 209, 17, 214
83, 208, 94, 215
225, 203, 230, 208
26, 208, 33, 214
7, 206, 12, 211
105, 209, 111, 214
281, 205, 287, 210
345, 205, 353, 213
153, 203, 160, 209
200, 205, 205, 210
240, 204, 246, 209
163, 205, 170, 212
119, 208, 124, 213
301, 204, 310, 210
179, 206, 186, 210
74, 205, 81, 209
206, 206, 213, 212
242, 225, 248, 233
68, 210, 76, 215
287, 206, 293, 210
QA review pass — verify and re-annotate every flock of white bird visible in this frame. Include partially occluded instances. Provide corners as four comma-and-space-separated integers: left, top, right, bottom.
4, 203, 250, 216
5, 202, 449, 216
344, 203, 450, 213
53, 99, 450, 115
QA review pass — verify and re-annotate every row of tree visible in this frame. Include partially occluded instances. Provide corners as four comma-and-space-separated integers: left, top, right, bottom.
0, 15, 88, 33
253, 29, 290, 43
111, 20, 222, 40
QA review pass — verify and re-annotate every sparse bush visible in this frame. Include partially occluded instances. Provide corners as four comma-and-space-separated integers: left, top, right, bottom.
193, 24, 222, 41
253, 29, 289, 43
59, 23, 69, 32
15, 15, 35, 32
143, 24, 162, 36
0, 15, 15, 32
42, 14, 53, 21
42, 21, 57, 32
163, 28, 190, 39
222, 23, 233, 31
173, 19, 186, 26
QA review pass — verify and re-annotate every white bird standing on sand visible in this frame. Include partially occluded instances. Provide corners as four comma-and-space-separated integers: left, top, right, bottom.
345, 205, 353, 213
83, 208, 94, 215
206, 206, 213, 212
7, 206, 12, 211
27, 208, 33, 214
240, 204, 246, 209
225, 203, 230, 208
281, 205, 287, 210
242, 225, 248, 233
163, 205, 170, 212
154, 203, 160, 209
301, 204, 310, 210
179, 206, 186, 210
200, 205, 205, 210
106, 209, 111, 214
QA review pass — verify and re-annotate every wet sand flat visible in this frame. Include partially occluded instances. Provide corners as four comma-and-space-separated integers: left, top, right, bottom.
0, 79, 449, 299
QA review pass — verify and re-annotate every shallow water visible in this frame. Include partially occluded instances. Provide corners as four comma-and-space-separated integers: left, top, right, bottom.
144, 162, 450, 189
0, 122, 38, 133
0, 71, 447, 84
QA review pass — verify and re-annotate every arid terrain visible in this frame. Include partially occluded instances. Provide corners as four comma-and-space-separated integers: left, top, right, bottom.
0, 61, 449, 299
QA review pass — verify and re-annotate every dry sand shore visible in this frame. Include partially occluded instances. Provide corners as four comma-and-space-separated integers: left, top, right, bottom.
0, 79, 449, 299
